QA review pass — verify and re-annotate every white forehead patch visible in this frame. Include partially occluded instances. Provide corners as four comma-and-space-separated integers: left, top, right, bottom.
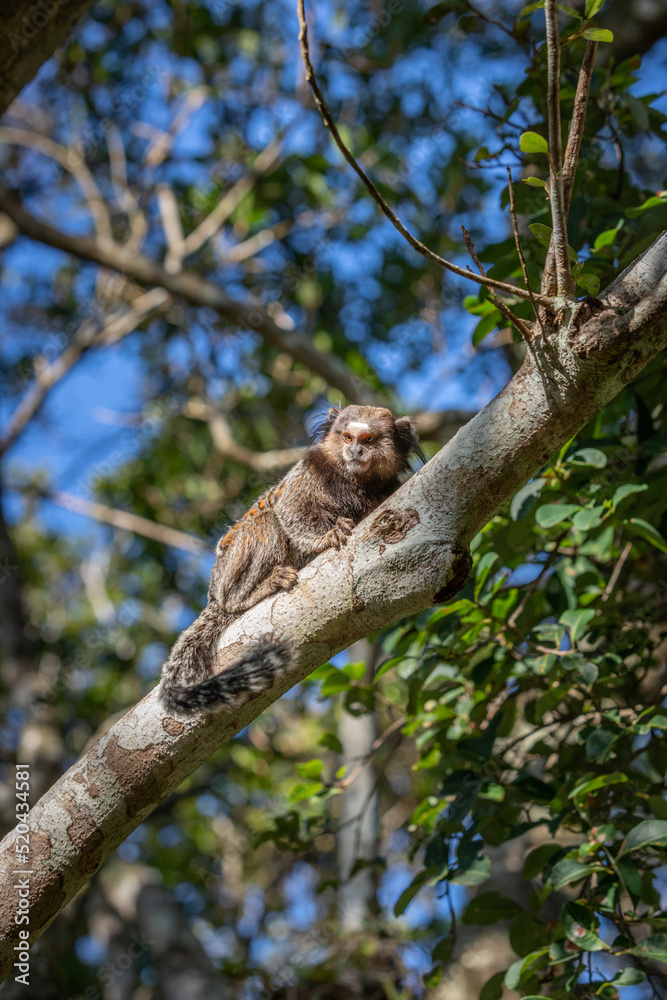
347, 421, 370, 432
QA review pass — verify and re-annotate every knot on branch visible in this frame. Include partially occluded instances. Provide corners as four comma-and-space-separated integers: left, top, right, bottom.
433, 544, 472, 604
369, 506, 420, 546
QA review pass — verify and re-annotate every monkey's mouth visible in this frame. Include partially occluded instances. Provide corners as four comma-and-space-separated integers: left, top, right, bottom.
344, 454, 371, 469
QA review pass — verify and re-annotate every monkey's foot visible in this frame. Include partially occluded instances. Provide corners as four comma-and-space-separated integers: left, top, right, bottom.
270, 565, 299, 591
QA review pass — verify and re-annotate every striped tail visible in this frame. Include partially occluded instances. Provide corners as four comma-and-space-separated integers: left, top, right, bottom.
159, 637, 292, 715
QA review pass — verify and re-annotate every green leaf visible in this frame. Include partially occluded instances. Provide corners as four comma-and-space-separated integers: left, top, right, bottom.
606, 968, 646, 987
504, 949, 548, 989
586, 727, 618, 762
593, 226, 620, 251
569, 772, 628, 799
462, 890, 522, 924
480, 971, 505, 1000
623, 517, 667, 554
585, 0, 605, 16
561, 902, 609, 951
319, 732, 343, 753
522, 176, 548, 189
320, 668, 351, 696
547, 858, 599, 890
610, 483, 648, 509
296, 758, 323, 779
570, 447, 607, 468
510, 478, 547, 521
520, 131, 549, 154
576, 272, 600, 295
394, 868, 435, 916
618, 820, 667, 857
289, 781, 324, 802
626, 194, 667, 217
572, 506, 605, 530
523, 843, 563, 880
625, 934, 667, 962
560, 608, 595, 642
473, 310, 502, 346
451, 854, 492, 886
582, 27, 613, 42
530, 222, 553, 248
535, 502, 581, 527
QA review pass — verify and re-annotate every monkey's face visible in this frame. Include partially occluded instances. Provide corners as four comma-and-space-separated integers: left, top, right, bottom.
323, 406, 407, 480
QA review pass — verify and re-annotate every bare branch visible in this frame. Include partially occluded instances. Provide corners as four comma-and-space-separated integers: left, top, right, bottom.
0, 289, 171, 457
181, 138, 283, 259
185, 399, 306, 475
105, 125, 148, 253
506, 166, 544, 337
296, 0, 551, 306
0, 193, 379, 406
0, 127, 113, 246
542, 39, 597, 295
544, 0, 574, 297
562, 40, 598, 215
142, 87, 208, 168
460, 224, 533, 340
157, 184, 186, 273
51, 492, 208, 555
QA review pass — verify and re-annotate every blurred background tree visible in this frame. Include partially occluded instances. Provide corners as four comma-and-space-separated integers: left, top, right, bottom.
0, 1, 666, 998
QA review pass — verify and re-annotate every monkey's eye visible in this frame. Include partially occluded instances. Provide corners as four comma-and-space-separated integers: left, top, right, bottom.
342, 432, 353, 442
363, 435, 375, 444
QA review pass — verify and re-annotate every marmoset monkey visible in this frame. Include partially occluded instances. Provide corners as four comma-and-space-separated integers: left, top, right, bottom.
159, 405, 424, 714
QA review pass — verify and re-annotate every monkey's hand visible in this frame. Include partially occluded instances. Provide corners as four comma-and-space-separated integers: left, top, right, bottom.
269, 565, 299, 591
315, 517, 356, 552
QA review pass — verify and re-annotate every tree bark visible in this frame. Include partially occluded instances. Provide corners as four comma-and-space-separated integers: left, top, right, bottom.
0, 231, 666, 981
0, 0, 96, 116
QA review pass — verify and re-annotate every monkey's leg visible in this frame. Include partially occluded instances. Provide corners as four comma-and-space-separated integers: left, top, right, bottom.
220, 565, 298, 615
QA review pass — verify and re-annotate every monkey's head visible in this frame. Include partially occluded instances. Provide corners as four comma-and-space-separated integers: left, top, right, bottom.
315, 405, 425, 481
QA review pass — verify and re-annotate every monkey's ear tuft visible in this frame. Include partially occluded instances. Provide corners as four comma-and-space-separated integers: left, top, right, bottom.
309, 406, 342, 443
394, 416, 426, 465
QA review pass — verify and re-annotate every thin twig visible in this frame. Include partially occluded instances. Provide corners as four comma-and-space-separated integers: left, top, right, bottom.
51, 492, 208, 555
601, 540, 632, 603
542, 39, 597, 294
562, 40, 598, 213
296, 0, 551, 306
333, 715, 405, 790
185, 399, 306, 475
544, 0, 574, 297
181, 137, 282, 259
506, 165, 544, 336
507, 531, 568, 628
460, 225, 533, 340
105, 125, 147, 253
157, 184, 185, 273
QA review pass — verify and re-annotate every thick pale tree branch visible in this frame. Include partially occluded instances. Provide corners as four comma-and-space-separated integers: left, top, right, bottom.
296, 0, 551, 307
1, 231, 666, 978
0, 194, 379, 406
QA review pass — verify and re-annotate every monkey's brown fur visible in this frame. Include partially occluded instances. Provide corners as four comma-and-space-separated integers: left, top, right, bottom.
159, 405, 424, 714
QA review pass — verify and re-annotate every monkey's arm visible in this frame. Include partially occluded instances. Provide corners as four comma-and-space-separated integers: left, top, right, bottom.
274, 466, 357, 557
